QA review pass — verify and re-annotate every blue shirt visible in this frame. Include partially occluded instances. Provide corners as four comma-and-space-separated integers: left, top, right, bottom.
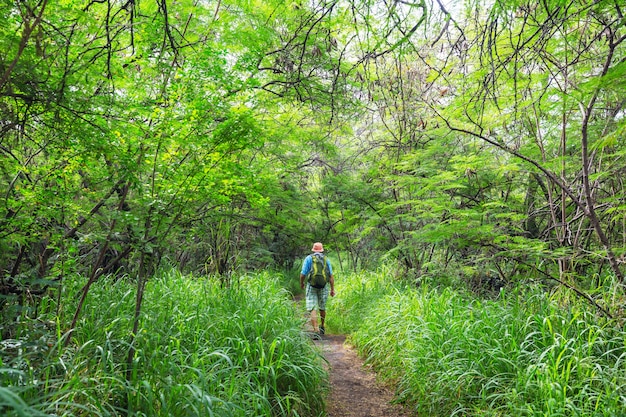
301, 253, 333, 276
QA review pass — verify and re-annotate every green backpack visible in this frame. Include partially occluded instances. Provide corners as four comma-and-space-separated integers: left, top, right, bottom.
309, 253, 329, 288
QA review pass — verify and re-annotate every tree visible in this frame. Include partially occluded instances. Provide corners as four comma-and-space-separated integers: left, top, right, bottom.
0, 0, 361, 337
327, 0, 626, 314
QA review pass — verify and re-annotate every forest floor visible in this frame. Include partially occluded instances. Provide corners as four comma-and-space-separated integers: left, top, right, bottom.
294, 293, 410, 416
312, 333, 411, 417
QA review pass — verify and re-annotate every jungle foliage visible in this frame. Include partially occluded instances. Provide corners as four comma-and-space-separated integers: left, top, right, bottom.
331, 268, 626, 416
3, 0, 625, 320
1, 0, 626, 414
0, 270, 326, 416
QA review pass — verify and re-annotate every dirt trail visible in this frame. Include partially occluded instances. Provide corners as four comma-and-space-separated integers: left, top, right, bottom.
314, 334, 410, 417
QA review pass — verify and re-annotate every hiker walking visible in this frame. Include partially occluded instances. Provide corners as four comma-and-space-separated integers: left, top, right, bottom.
300, 242, 335, 335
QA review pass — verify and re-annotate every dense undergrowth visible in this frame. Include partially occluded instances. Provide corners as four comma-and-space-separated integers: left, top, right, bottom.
0, 270, 326, 417
329, 266, 626, 416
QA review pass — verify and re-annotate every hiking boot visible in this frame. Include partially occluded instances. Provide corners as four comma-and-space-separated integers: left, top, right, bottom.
309, 331, 322, 341
319, 325, 325, 335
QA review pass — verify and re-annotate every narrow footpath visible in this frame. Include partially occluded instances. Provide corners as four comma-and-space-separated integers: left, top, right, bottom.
314, 334, 410, 417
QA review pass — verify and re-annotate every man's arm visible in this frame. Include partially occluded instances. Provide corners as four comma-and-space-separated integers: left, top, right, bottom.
300, 255, 311, 289
326, 258, 335, 296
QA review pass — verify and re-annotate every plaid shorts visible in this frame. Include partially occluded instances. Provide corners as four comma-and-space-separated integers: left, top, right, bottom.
305, 283, 330, 311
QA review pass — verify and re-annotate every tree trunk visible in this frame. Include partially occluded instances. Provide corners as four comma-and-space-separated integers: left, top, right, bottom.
65, 181, 132, 346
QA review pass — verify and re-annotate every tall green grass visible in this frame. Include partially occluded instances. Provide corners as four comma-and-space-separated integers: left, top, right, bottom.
1, 270, 327, 416
329, 266, 626, 416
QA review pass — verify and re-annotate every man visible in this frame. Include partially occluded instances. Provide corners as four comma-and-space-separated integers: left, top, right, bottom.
300, 242, 335, 336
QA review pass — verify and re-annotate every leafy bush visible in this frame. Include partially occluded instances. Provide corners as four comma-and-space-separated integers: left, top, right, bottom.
1, 270, 327, 416
330, 268, 626, 416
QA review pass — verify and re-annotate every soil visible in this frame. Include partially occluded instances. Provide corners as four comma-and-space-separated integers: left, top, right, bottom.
314, 334, 411, 417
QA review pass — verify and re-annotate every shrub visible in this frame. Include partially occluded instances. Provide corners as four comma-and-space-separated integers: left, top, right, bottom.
1, 270, 327, 416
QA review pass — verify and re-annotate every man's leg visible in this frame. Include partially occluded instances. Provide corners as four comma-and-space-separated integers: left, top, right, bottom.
318, 285, 329, 335
310, 309, 318, 333
305, 284, 319, 332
